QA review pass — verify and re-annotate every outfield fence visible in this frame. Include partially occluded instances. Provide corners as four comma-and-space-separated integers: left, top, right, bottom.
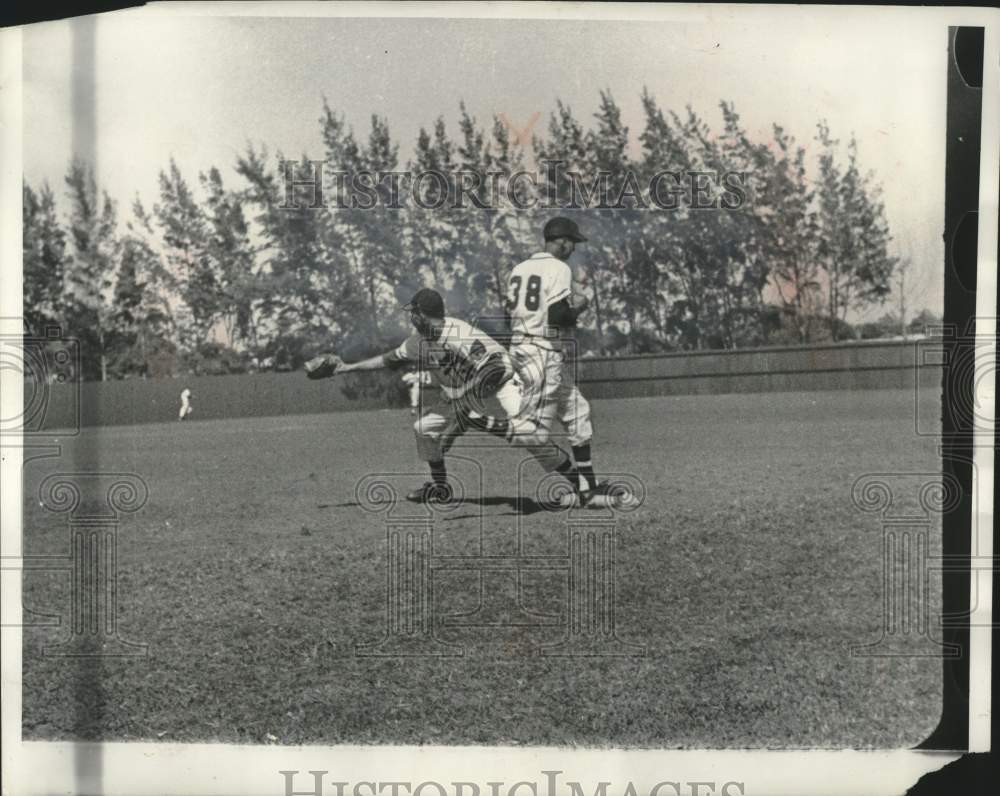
577, 338, 941, 399
25, 338, 942, 431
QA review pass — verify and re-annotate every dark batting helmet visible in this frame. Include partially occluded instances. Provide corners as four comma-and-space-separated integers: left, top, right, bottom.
403, 288, 446, 319
543, 216, 587, 242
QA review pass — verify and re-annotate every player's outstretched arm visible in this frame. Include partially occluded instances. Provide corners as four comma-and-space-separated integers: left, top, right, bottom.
305, 350, 400, 379
337, 352, 394, 374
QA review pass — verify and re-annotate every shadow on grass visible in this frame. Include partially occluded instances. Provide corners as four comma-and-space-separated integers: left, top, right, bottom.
321, 494, 555, 517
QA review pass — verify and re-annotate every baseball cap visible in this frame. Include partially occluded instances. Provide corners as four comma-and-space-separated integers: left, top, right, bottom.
403, 287, 445, 318
543, 216, 587, 242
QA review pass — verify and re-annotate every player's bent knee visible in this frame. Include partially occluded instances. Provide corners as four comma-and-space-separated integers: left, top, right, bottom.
414, 416, 442, 438
508, 424, 551, 447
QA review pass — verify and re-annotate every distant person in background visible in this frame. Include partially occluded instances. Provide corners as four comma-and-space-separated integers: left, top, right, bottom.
178, 387, 193, 421
401, 369, 432, 416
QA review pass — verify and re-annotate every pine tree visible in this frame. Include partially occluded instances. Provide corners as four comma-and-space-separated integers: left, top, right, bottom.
237, 142, 359, 366
154, 158, 222, 358
64, 160, 120, 381
535, 100, 608, 347
22, 181, 68, 335
114, 199, 177, 377
107, 239, 144, 377
635, 89, 692, 349
407, 117, 460, 290
449, 103, 535, 319
647, 106, 723, 350
482, 112, 534, 312
446, 102, 490, 316
814, 125, 896, 340
357, 114, 406, 341
200, 167, 260, 352
747, 124, 822, 342
321, 105, 410, 352
589, 90, 648, 351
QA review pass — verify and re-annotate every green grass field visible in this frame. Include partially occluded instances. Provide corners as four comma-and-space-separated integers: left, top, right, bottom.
20, 389, 944, 748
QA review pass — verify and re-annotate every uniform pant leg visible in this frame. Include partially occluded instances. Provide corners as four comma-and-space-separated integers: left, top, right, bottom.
413, 401, 461, 462
557, 360, 593, 447
506, 342, 562, 446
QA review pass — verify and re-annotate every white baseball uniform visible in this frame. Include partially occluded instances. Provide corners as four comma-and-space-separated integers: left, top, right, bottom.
385, 317, 524, 463
505, 252, 593, 447
178, 388, 193, 420
402, 369, 432, 410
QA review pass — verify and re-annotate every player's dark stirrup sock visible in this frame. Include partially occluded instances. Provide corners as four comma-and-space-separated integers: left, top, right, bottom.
572, 443, 597, 491
430, 460, 447, 486
555, 453, 580, 491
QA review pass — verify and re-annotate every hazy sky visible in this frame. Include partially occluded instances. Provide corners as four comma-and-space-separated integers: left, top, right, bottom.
22, 6, 948, 318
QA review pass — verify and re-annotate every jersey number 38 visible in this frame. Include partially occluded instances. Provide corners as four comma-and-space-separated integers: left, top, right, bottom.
508, 275, 542, 311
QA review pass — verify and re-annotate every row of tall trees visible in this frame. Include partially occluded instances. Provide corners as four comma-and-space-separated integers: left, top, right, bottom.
23, 90, 913, 380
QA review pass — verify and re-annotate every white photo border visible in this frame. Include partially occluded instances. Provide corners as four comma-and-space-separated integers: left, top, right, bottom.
2, 3, 996, 794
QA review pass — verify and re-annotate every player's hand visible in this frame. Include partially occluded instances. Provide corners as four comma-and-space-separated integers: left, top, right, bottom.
568, 292, 590, 317
304, 353, 344, 380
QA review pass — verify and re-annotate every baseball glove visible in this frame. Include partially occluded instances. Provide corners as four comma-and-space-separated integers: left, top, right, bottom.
304, 353, 344, 380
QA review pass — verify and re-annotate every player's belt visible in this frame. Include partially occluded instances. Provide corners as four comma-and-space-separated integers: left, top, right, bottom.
510, 332, 561, 350
441, 384, 467, 400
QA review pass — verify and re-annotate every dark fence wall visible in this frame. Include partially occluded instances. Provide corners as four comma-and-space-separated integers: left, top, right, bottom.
29, 339, 940, 431
29, 369, 409, 432
577, 339, 941, 399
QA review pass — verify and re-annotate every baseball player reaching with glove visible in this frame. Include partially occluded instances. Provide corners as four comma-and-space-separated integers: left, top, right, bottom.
305, 287, 584, 505
464, 216, 625, 509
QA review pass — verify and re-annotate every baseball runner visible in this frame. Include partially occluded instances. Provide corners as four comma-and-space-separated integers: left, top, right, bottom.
178, 387, 193, 421
466, 217, 617, 507
305, 288, 584, 504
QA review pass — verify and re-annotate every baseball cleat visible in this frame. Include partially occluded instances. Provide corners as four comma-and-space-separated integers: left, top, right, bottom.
580, 482, 640, 510
558, 491, 582, 509
614, 489, 642, 509
405, 481, 454, 504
